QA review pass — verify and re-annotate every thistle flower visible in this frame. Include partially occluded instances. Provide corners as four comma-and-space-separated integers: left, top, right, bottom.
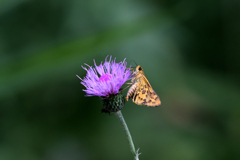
76, 56, 132, 113
76, 56, 141, 160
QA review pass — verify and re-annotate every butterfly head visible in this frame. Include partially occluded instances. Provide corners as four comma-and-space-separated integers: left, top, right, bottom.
135, 65, 144, 74
136, 65, 143, 71
133, 65, 145, 79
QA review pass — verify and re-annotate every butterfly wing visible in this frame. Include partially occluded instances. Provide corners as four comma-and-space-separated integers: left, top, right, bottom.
132, 76, 161, 107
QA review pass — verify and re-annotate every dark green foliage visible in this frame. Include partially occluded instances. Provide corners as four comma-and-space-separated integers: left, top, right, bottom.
0, 0, 240, 160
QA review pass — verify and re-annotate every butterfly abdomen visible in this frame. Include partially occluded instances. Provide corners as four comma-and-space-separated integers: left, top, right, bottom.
126, 83, 138, 101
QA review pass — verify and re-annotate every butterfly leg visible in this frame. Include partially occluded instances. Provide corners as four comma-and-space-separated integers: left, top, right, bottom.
126, 67, 135, 73
121, 83, 132, 92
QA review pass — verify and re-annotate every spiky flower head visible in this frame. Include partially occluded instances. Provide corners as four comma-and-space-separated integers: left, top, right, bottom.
76, 56, 132, 113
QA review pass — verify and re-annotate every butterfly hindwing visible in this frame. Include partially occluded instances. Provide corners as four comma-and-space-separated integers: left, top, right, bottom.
132, 80, 147, 105
132, 77, 160, 107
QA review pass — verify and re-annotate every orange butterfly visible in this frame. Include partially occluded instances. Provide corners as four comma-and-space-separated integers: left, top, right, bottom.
126, 65, 161, 107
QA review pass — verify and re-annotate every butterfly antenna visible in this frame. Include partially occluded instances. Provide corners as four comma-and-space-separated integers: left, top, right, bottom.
128, 60, 138, 68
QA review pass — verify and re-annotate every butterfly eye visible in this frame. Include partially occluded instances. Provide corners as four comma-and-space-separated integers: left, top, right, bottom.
138, 67, 142, 71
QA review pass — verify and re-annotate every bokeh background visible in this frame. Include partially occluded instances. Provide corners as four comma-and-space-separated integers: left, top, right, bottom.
0, 0, 240, 160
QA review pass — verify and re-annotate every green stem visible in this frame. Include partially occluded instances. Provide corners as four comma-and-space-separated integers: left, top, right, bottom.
115, 110, 140, 160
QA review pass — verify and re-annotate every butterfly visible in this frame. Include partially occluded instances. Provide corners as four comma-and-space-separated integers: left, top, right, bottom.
126, 65, 161, 107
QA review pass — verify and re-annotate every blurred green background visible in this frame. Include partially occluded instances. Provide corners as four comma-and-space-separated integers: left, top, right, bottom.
0, 0, 240, 160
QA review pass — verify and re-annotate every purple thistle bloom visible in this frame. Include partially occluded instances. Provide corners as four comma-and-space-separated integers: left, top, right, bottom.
77, 56, 132, 97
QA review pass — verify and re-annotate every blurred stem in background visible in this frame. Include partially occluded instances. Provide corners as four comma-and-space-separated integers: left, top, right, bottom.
115, 110, 140, 160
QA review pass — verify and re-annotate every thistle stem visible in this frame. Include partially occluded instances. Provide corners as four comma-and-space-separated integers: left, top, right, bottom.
115, 110, 140, 160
